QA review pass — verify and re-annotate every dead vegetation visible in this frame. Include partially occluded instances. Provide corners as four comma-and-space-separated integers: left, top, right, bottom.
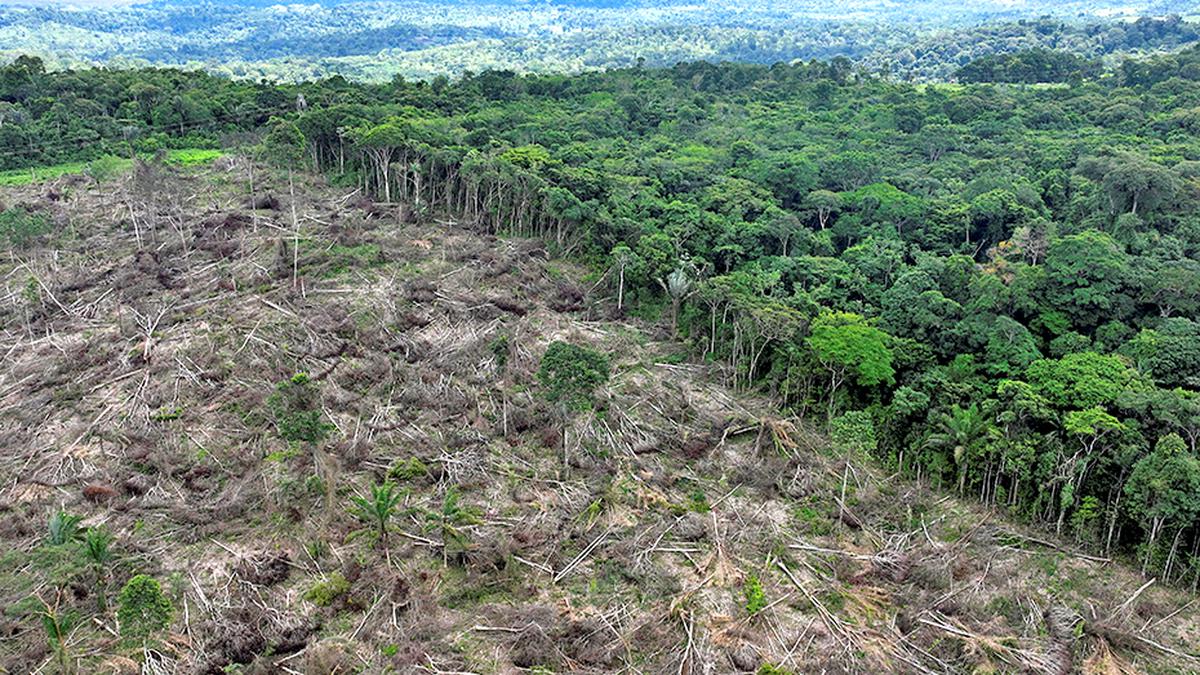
1, 158, 1198, 674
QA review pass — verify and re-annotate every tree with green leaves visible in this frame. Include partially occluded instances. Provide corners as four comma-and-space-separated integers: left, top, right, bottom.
879, 270, 962, 355
538, 341, 611, 464
538, 342, 611, 412
917, 122, 959, 162
1119, 319, 1200, 390
806, 310, 894, 418
1058, 407, 1126, 536
804, 189, 841, 230
820, 150, 880, 191
1026, 351, 1143, 410
981, 316, 1042, 377
1120, 388, 1200, 453
1125, 433, 1200, 575
1041, 230, 1129, 331
1133, 259, 1200, 320
991, 380, 1056, 508
1077, 152, 1181, 218
262, 116, 308, 170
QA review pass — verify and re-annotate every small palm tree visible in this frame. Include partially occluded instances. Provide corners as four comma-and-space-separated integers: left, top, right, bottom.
349, 481, 405, 546
82, 528, 115, 611
425, 488, 481, 566
925, 404, 991, 495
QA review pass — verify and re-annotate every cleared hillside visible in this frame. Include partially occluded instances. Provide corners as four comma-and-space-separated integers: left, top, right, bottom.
0, 157, 1197, 673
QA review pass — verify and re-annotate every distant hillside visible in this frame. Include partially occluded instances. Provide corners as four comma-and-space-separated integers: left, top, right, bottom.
0, 0, 1198, 81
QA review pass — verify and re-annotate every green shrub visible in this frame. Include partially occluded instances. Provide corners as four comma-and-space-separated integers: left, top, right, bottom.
490, 334, 510, 372
117, 575, 173, 643
388, 457, 430, 481
85, 154, 128, 183
0, 208, 51, 248
794, 505, 833, 536
304, 572, 350, 607
537, 341, 610, 411
267, 373, 332, 444
744, 573, 767, 616
308, 242, 384, 277
830, 410, 877, 455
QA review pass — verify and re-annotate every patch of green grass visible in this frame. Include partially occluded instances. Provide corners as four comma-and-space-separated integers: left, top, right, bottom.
439, 566, 516, 608
586, 560, 627, 598
794, 504, 833, 537
264, 445, 300, 463
0, 160, 93, 186
303, 241, 385, 278
985, 595, 1023, 627
819, 589, 845, 613
166, 148, 223, 165
670, 484, 710, 515
686, 488, 710, 513
659, 351, 689, 365
0, 546, 81, 601
0, 149, 222, 186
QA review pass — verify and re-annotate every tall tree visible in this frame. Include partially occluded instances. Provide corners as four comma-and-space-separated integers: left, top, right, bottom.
1125, 433, 1200, 575
806, 311, 895, 418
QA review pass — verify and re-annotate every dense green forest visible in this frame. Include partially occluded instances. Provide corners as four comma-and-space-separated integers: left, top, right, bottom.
4, 43, 1200, 590
0, 0, 1197, 82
